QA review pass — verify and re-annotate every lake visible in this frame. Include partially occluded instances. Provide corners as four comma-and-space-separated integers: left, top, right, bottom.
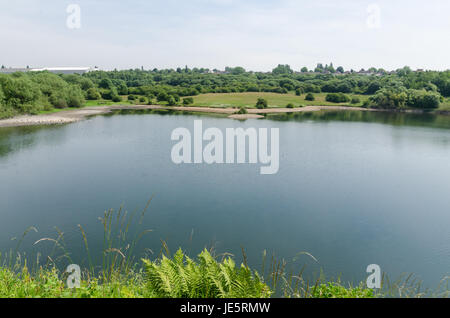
0, 109, 449, 289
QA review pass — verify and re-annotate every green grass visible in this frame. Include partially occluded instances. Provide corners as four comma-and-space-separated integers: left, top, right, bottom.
437, 97, 450, 111
189, 92, 370, 108
0, 250, 378, 298
0, 204, 381, 299
0, 249, 271, 298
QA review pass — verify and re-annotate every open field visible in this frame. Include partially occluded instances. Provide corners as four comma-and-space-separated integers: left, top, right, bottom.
189, 92, 370, 108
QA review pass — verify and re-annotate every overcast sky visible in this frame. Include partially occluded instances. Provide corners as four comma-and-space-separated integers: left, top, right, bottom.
0, 0, 449, 71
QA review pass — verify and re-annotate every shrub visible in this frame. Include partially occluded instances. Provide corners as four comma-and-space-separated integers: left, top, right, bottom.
368, 89, 407, 109
167, 95, 177, 106
183, 97, 194, 106
101, 88, 118, 100
86, 88, 101, 100
305, 93, 315, 101
111, 94, 122, 103
236, 107, 248, 114
139, 96, 147, 104
407, 90, 440, 109
49, 85, 85, 108
326, 93, 350, 103
256, 98, 268, 109
128, 94, 136, 101
351, 97, 361, 104
1, 76, 41, 108
295, 87, 304, 96
157, 92, 169, 103
66, 86, 85, 107
286, 103, 295, 108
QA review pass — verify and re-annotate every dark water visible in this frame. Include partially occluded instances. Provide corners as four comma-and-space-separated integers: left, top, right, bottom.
0, 110, 449, 288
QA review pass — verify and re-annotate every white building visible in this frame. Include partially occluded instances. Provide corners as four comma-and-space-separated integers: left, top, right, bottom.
0, 66, 98, 75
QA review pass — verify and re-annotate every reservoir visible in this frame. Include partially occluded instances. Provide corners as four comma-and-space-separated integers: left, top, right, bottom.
0, 110, 449, 289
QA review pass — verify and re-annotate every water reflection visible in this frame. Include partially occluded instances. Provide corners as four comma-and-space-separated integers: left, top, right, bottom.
266, 110, 450, 130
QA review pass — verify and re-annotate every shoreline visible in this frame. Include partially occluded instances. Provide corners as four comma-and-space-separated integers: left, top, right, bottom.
0, 104, 437, 128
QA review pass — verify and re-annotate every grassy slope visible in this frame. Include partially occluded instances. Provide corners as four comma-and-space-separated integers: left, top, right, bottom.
189, 92, 369, 108
189, 92, 450, 111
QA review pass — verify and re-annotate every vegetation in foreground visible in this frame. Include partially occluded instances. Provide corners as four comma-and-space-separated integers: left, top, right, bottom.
1, 204, 447, 299
0, 249, 374, 298
1, 64, 449, 119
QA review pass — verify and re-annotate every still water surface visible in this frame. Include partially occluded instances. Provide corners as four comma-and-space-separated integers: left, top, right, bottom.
0, 110, 449, 287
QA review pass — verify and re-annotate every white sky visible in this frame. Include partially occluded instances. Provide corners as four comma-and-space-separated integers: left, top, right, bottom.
0, 0, 449, 71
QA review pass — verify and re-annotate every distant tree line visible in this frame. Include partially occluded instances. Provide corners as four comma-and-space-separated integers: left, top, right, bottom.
1, 64, 449, 118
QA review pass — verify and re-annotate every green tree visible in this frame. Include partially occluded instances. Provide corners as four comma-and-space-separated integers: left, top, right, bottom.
0, 76, 41, 109
99, 78, 114, 89
295, 87, 304, 96
66, 85, 85, 107
272, 64, 293, 75
167, 95, 177, 106
256, 98, 268, 109
183, 97, 194, 105
117, 82, 129, 95
86, 88, 101, 100
305, 93, 315, 101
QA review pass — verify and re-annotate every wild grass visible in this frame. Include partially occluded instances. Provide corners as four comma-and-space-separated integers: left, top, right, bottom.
0, 202, 448, 298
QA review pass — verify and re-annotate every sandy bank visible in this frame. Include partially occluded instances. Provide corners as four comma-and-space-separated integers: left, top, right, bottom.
0, 105, 373, 128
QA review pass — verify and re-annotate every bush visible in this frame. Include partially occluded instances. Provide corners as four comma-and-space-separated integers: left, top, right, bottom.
66, 86, 85, 107
236, 107, 248, 114
407, 90, 440, 109
368, 89, 407, 109
286, 103, 295, 108
128, 94, 136, 101
183, 97, 194, 106
111, 94, 122, 103
157, 92, 169, 103
48, 85, 85, 108
351, 97, 361, 104
86, 88, 101, 100
326, 93, 350, 103
1, 76, 41, 108
256, 98, 268, 109
167, 95, 177, 106
295, 87, 304, 96
139, 96, 147, 104
305, 93, 315, 101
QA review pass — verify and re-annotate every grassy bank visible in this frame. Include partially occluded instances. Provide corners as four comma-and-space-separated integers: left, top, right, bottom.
0, 249, 374, 298
1, 92, 447, 120
0, 205, 447, 299
0, 206, 377, 299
